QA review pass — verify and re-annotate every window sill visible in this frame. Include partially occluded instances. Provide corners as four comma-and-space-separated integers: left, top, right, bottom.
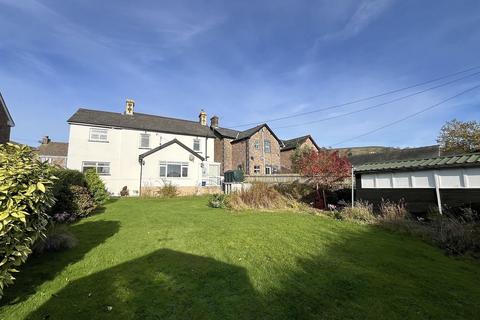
139, 147, 151, 150
89, 140, 109, 143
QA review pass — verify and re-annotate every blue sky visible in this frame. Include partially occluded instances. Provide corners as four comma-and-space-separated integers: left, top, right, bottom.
1, 0, 479, 148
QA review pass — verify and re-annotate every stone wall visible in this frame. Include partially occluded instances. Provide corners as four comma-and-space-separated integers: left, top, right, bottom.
246, 127, 281, 175
231, 140, 247, 172
280, 138, 318, 173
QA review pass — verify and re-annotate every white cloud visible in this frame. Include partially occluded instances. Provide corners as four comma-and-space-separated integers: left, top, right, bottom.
321, 0, 395, 41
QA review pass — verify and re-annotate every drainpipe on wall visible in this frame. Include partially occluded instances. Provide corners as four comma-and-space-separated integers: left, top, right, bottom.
434, 170, 443, 215
138, 158, 145, 197
351, 165, 355, 208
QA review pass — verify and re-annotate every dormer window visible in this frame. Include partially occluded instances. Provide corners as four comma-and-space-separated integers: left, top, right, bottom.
89, 128, 108, 142
193, 138, 200, 152
140, 133, 150, 149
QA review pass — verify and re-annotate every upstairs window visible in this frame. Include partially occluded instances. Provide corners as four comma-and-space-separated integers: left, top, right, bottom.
82, 161, 110, 175
254, 140, 260, 150
264, 140, 271, 153
140, 134, 150, 149
89, 128, 108, 142
160, 161, 189, 178
193, 138, 201, 152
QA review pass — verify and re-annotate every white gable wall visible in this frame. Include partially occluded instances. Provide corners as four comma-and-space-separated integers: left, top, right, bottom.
67, 123, 215, 195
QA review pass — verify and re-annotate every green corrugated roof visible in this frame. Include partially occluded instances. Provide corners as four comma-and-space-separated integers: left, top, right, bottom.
354, 152, 480, 173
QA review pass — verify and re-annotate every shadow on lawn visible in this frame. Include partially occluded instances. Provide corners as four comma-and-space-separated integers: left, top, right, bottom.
25, 227, 480, 320
1, 220, 120, 306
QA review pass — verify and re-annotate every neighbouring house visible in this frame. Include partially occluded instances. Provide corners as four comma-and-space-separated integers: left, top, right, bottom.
280, 135, 320, 172
67, 100, 221, 196
0, 91, 15, 144
213, 122, 283, 175
354, 153, 480, 213
36, 136, 68, 167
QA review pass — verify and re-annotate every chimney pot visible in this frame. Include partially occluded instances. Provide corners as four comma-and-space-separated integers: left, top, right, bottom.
125, 99, 135, 115
41, 136, 51, 144
199, 109, 207, 126
210, 115, 219, 128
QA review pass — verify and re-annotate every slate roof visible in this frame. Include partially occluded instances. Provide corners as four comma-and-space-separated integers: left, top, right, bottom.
37, 142, 68, 157
230, 124, 283, 144
355, 153, 480, 173
281, 135, 320, 151
213, 127, 241, 139
68, 108, 216, 138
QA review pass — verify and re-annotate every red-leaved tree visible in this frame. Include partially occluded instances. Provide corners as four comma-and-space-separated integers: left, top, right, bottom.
297, 149, 351, 208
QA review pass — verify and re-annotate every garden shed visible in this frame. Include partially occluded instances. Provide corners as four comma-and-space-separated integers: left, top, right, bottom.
354, 153, 480, 214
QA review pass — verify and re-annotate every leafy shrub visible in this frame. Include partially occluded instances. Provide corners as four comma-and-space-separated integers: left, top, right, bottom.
52, 212, 79, 224
69, 185, 96, 217
228, 183, 300, 211
379, 199, 410, 221
274, 181, 314, 201
159, 183, 178, 198
120, 186, 129, 197
84, 169, 109, 205
338, 201, 376, 224
0, 143, 55, 297
208, 194, 230, 208
50, 168, 86, 215
32, 224, 78, 255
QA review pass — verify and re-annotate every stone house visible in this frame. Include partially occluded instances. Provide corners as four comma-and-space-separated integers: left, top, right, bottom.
212, 120, 284, 175
0, 91, 15, 144
280, 135, 320, 173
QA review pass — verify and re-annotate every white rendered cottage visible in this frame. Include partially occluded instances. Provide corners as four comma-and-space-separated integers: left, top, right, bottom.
66, 100, 221, 196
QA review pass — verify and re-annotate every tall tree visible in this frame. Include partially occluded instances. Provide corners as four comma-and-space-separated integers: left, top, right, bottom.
297, 149, 351, 208
437, 119, 480, 154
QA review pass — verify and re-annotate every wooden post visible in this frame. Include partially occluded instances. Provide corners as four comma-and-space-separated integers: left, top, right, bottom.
434, 170, 442, 215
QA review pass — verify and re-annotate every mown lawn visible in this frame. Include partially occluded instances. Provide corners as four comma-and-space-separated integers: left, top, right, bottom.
1, 197, 479, 319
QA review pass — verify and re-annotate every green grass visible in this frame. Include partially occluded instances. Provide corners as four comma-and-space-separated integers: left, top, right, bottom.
1, 197, 479, 320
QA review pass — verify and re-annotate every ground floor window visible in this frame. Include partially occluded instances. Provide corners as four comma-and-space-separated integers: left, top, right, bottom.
254, 165, 261, 174
265, 165, 272, 175
160, 161, 189, 178
82, 161, 110, 175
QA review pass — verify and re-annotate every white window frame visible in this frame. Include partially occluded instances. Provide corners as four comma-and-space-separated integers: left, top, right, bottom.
89, 128, 108, 142
160, 161, 189, 178
254, 140, 260, 150
193, 138, 201, 152
265, 165, 272, 175
139, 133, 150, 149
264, 140, 271, 153
82, 161, 110, 175
254, 165, 261, 174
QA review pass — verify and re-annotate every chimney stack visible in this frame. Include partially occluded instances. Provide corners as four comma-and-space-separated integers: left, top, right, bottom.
199, 109, 207, 126
125, 99, 135, 115
41, 136, 51, 145
210, 115, 219, 128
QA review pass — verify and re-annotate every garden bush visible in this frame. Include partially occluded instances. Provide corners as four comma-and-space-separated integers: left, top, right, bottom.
159, 183, 178, 198
228, 183, 301, 211
85, 169, 109, 205
49, 168, 86, 215
32, 224, 78, 255
0, 143, 55, 298
208, 194, 230, 208
338, 201, 376, 224
69, 185, 97, 217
